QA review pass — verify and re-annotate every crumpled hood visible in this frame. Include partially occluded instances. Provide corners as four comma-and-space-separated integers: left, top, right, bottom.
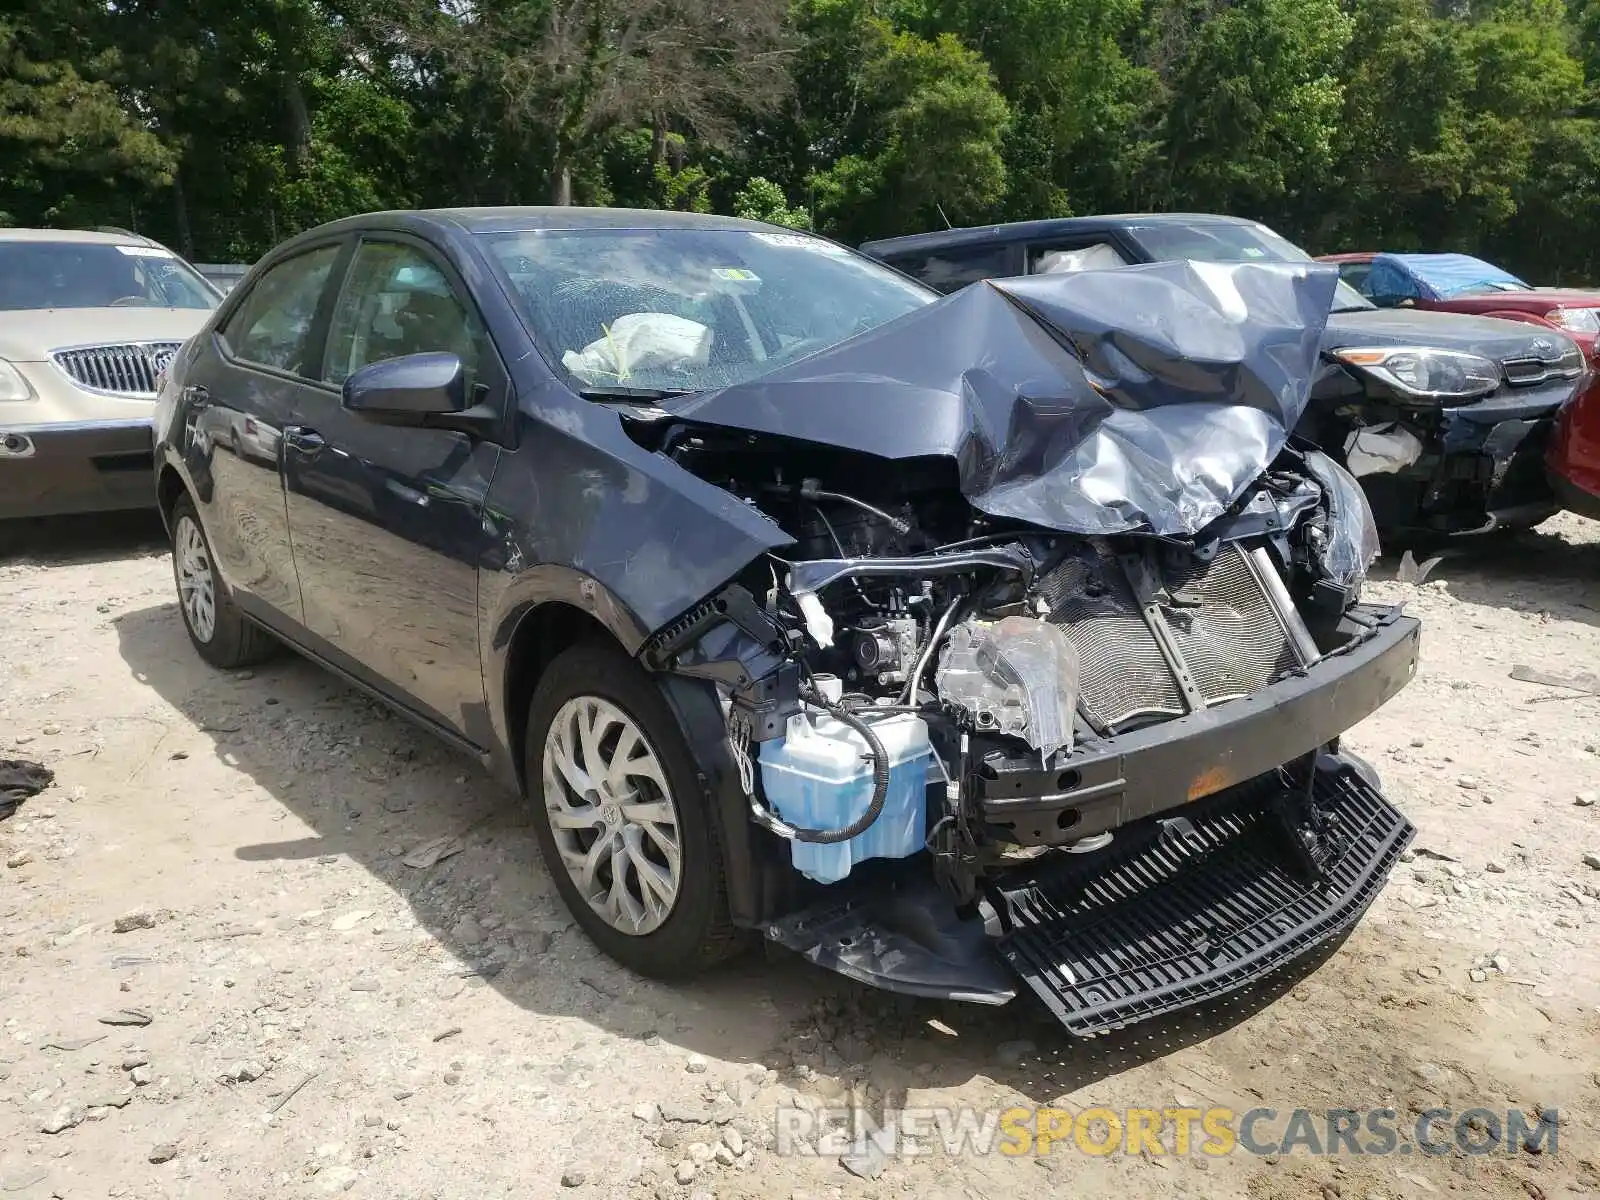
0, 308, 211, 362
664, 259, 1337, 537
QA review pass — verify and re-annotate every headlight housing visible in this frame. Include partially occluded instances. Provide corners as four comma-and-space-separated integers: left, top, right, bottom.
1303, 450, 1381, 591
1547, 307, 1600, 335
0, 360, 34, 402
1333, 346, 1499, 400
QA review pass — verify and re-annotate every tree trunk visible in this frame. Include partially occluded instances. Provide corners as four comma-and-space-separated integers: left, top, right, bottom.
551, 161, 573, 205
171, 168, 194, 260
285, 75, 312, 172
649, 113, 667, 170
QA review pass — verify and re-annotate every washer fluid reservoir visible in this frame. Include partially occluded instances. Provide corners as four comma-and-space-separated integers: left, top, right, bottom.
757, 700, 934, 885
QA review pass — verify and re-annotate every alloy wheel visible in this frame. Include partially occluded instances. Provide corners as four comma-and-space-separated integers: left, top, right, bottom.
541, 696, 683, 935
174, 515, 217, 643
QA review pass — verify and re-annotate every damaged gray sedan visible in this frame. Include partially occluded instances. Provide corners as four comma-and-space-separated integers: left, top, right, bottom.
152, 209, 1420, 1036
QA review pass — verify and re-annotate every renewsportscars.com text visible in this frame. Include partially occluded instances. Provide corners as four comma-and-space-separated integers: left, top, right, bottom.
774, 1105, 1559, 1159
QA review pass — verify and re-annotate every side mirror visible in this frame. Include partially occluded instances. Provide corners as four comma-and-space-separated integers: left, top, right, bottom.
343, 352, 467, 419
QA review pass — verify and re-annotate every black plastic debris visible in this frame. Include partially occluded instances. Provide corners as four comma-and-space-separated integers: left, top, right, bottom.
995, 761, 1414, 1035
0, 758, 53, 821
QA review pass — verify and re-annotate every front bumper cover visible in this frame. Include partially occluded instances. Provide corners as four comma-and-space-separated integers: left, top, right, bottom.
1351, 386, 1566, 535
765, 752, 1415, 1035
1440, 395, 1561, 530
0, 419, 155, 520
976, 609, 1421, 846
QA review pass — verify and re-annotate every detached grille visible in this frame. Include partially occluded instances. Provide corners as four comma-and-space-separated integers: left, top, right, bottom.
51, 342, 182, 398
1037, 541, 1304, 732
1162, 545, 1300, 703
996, 763, 1415, 1035
1039, 547, 1183, 729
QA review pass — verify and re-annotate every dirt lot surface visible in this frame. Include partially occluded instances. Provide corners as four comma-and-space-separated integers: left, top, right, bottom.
2, 511, 1599, 1200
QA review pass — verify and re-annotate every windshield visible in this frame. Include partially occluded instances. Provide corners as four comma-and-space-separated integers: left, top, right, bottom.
0, 242, 219, 311
481, 228, 935, 394
1126, 221, 1373, 313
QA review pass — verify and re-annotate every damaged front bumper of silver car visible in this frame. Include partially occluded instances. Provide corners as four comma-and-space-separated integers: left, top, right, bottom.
629, 259, 1422, 1036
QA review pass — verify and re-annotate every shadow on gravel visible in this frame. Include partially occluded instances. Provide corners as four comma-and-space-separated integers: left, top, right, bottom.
113, 598, 1344, 1109
1370, 522, 1600, 629
0, 510, 167, 567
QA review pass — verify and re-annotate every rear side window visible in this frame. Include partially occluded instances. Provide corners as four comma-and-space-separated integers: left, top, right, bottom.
1029, 242, 1129, 274
885, 243, 1012, 293
221, 245, 341, 376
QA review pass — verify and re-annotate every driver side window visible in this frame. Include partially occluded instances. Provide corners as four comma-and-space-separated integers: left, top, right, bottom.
322, 242, 486, 390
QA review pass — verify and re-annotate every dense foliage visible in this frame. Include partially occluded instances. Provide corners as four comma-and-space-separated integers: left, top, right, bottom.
4, 0, 1599, 280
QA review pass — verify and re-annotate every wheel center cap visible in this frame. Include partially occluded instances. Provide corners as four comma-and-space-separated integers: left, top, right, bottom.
600, 802, 620, 826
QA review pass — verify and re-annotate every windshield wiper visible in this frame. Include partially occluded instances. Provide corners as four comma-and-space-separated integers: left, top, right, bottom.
576, 384, 697, 403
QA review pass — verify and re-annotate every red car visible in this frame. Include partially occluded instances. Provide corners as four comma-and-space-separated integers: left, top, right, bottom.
1549, 375, 1600, 518
1321, 251, 1600, 521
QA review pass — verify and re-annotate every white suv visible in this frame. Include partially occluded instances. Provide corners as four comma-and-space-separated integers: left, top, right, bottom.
0, 228, 220, 520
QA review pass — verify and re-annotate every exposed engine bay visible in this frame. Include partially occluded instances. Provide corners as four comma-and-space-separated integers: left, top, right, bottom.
653, 432, 1373, 853
629, 427, 1418, 1033
626, 260, 1421, 1034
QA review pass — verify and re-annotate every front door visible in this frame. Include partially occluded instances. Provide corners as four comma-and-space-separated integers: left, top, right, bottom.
282, 236, 504, 741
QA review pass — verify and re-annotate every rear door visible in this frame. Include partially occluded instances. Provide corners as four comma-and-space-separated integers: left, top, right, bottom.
182, 240, 347, 626
281, 234, 505, 742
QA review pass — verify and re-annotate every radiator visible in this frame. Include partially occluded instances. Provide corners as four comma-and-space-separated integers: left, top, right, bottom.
1037, 542, 1304, 731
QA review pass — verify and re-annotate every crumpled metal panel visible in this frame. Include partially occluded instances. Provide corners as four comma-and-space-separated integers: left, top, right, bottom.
664, 260, 1338, 538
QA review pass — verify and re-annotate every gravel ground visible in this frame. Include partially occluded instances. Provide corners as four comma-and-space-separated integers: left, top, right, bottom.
1, 511, 1598, 1200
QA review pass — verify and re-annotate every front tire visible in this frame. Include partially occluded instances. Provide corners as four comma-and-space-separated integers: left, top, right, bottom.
169, 494, 275, 669
524, 640, 745, 978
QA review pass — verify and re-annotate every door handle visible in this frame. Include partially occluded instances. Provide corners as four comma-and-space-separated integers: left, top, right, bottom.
183, 384, 210, 410
284, 427, 326, 456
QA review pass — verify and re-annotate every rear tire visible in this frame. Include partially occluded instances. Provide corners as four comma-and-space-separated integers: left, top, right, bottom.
169, 494, 276, 670
524, 640, 745, 978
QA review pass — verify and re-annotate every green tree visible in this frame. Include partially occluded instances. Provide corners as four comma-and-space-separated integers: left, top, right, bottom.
731, 176, 814, 228
1142, 0, 1354, 216
898, 0, 1156, 218
0, 13, 175, 228
803, 12, 1010, 242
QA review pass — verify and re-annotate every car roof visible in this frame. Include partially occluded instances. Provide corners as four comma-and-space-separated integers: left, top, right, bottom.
860, 213, 1262, 257
0, 227, 164, 247
300, 206, 792, 239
